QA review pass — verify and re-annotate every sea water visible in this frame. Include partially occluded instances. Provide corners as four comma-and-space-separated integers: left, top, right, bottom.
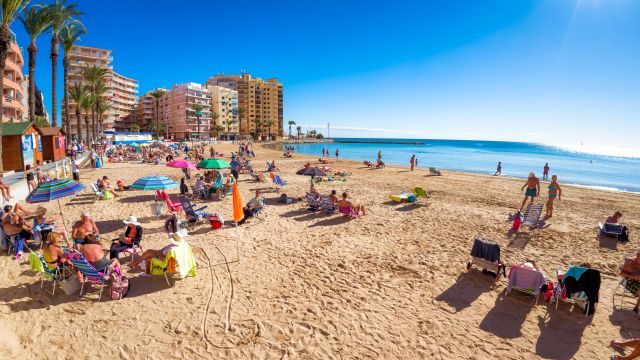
279, 139, 640, 193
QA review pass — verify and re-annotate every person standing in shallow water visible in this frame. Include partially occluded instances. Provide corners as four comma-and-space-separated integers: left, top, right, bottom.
543, 163, 550, 180
335, 148, 339, 158
494, 162, 502, 176
410, 154, 415, 171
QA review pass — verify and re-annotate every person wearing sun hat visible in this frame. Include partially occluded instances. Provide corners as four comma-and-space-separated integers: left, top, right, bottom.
109, 215, 143, 260
127, 230, 190, 273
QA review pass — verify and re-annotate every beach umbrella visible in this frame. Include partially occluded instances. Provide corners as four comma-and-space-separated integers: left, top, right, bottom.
26, 178, 87, 234
130, 176, 178, 190
197, 158, 230, 169
167, 160, 197, 170
296, 167, 326, 177
232, 182, 243, 224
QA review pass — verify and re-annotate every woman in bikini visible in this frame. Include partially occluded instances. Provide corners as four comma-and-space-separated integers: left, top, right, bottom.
43, 232, 68, 271
545, 175, 562, 218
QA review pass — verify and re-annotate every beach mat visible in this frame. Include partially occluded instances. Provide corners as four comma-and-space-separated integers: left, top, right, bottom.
523, 203, 543, 226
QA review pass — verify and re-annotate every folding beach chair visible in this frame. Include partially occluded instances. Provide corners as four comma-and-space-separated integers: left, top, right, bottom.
505, 265, 546, 304
429, 167, 442, 176
319, 195, 337, 215
599, 223, 625, 241
554, 266, 600, 315
149, 243, 197, 287
178, 195, 208, 227
522, 203, 543, 227
91, 183, 105, 200
159, 190, 183, 213
306, 193, 321, 211
267, 161, 276, 172
466, 238, 506, 280
28, 250, 65, 296
66, 251, 112, 301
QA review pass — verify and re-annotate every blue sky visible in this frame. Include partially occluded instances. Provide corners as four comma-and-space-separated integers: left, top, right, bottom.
11, 0, 640, 156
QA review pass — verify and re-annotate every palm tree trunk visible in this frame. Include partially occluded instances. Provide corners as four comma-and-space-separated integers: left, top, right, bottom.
91, 107, 96, 146
0, 26, 11, 172
50, 37, 59, 127
63, 57, 71, 137
85, 114, 91, 146
76, 108, 82, 143
28, 42, 37, 121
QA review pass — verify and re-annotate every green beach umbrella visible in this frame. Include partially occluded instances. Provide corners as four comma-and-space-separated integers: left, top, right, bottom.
197, 158, 230, 169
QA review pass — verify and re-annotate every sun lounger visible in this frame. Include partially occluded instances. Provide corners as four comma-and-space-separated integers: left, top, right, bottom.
505, 265, 546, 304
389, 192, 415, 203
555, 267, 600, 315
522, 203, 543, 227
613, 258, 640, 310
91, 183, 105, 200
66, 251, 112, 301
273, 175, 287, 187
467, 238, 506, 280
429, 167, 442, 176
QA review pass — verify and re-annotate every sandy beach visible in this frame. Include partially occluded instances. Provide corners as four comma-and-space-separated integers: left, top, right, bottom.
1, 141, 639, 359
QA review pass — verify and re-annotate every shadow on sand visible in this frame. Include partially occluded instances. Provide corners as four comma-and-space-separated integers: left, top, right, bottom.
432, 272, 496, 313
479, 290, 534, 339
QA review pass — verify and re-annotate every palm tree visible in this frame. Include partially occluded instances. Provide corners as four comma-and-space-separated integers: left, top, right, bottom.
20, 5, 51, 122
287, 120, 296, 139
237, 107, 245, 138
0, 0, 29, 171
223, 118, 237, 137
91, 79, 108, 138
190, 103, 206, 144
265, 119, 274, 140
95, 100, 110, 134
296, 125, 302, 139
80, 65, 108, 144
80, 92, 95, 145
46, 0, 82, 127
209, 111, 219, 138
68, 82, 87, 142
149, 89, 165, 139
213, 125, 224, 138
252, 118, 262, 140
58, 21, 84, 136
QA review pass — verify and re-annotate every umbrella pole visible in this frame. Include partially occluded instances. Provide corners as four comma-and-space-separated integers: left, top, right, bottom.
57, 199, 69, 240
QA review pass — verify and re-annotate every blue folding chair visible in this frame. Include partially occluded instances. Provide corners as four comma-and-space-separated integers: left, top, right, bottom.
178, 195, 209, 227
67, 251, 112, 301
273, 176, 287, 187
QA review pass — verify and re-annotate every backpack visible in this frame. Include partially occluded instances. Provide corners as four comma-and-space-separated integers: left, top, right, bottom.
110, 269, 130, 300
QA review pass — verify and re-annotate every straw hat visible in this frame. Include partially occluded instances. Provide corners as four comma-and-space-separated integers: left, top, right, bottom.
123, 216, 140, 226
169, 231, 187, 246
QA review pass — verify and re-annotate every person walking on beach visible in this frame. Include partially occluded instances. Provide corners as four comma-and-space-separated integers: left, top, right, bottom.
545, 175, 562, 218
543, 163, 550, 180
322, 148, 325, 157
520, 172, 540, 211
70, 156, 80, 182
410, 154, 416, 171
494, 162, 502, 176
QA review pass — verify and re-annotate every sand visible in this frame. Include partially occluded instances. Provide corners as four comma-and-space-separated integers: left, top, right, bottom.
1, 141, 639, 359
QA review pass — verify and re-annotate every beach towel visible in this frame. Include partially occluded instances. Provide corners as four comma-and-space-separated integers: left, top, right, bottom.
29, 251, 45, 272
470, 239, 500, 263
166, 243, 197, 278
506, 266, 545, 296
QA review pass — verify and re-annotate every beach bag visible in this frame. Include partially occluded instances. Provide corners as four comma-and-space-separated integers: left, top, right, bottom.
60, 275, 81, 295
512, 210, 523, 231
110, 270, 130, 300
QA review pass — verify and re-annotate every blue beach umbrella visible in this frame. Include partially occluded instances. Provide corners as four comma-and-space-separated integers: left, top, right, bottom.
130, 176, 178, 190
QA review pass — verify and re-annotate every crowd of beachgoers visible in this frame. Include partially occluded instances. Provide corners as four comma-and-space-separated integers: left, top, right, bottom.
0, 140, 638, 359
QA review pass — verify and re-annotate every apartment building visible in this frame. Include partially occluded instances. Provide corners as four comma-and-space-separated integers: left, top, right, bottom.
64, 45, 138, 137
136, 92, 155, 131
206, 73, 283, 139
207, 85, 238, 139
158, 83, 212, 141
2, 31, 25, 123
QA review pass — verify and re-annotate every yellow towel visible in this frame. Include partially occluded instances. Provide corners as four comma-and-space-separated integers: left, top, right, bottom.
166, 243, 197, 278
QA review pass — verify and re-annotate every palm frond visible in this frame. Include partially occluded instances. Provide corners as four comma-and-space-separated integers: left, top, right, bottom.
19, 4, 51, 42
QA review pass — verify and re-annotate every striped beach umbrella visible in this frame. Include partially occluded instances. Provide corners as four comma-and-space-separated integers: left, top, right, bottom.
26, 178, 86, 203
130, 176, 178, 190
26, 178, 87, 235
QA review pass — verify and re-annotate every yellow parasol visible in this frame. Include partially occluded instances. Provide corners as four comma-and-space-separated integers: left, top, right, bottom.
232, 181, 243, 223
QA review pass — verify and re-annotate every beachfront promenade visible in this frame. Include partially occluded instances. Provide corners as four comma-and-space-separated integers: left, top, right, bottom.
0, 141, 638, 359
